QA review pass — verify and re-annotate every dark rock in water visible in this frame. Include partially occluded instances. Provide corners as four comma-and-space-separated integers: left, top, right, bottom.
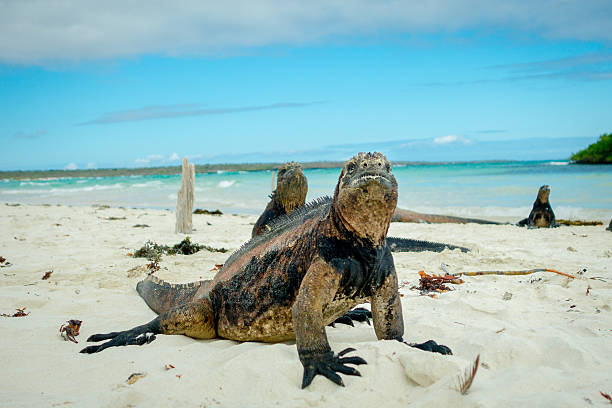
607, 219, 612, 231
194, 209, 223, 215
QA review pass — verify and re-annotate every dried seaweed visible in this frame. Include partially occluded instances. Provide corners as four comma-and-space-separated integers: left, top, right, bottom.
60, 319, 82, 343
413, 271, 464, 294
0, 256, 5, 263
133, 241, 166, 259
167, 237, 205, 255
457, 354, 480, 395
42, 271, 53, 280
601, 391, 612, 404
557, 219, 603, 226
194, 208, 223, 215
132, 237, 228, 259
132, 224, 150, 228
2, 307, 29, 317
457, 268, 576, 279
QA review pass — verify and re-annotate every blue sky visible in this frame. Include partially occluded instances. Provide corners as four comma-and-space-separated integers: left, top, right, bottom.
1, 1, 611, 170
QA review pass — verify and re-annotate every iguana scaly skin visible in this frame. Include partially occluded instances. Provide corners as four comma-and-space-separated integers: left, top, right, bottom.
252, 161, 308, 238
518, 185, 558, 228
81, 152, 451, 388
252, 162, 469, 253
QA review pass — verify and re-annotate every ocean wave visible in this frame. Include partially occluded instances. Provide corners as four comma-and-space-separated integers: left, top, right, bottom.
1, 183, 126, 195
132, 180, 163, 188
546, 161, 569, 166
218, 180, 236, 188
20, 181, 54, 186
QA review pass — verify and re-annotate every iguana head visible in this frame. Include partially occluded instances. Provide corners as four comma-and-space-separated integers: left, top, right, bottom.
274, 162, 308, 213
536, 185, 550, 204
332, 152, 398, 244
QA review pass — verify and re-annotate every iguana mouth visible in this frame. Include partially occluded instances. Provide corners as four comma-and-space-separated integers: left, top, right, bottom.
350, 171, 393, 187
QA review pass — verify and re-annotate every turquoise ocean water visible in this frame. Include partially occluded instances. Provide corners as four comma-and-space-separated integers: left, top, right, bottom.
1, 161, 611, 220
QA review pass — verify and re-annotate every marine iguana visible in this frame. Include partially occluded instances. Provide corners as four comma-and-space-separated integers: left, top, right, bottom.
606, 219, 612, 232
81, 152, 451, 388
252, 161, 308, 237
518, 185, 558, 228
252, 162, 469, 253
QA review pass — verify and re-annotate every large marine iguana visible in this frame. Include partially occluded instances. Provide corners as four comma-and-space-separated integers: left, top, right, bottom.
518, 185, 558, 228
252, 162, 469, 253
252, 161, 308, 237
81, 152, 451, 388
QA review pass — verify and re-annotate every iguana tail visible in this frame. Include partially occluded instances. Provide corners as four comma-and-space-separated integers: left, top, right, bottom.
387, 237, 469, 253
136, 275, 210, 315
392, 208, 503, 225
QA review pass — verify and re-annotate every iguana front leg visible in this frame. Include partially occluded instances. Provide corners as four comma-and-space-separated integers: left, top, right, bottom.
292, 257, 366, 388
371, 258, 452, 355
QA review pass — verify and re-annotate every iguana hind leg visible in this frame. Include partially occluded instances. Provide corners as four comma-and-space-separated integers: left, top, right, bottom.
329, 307, 372, 327
81, 299, 216, 354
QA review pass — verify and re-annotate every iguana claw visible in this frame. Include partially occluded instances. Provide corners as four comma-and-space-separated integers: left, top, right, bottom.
329, 307, 372, 327
80, 328, 157, 354
301, 348, 367, 388
406, 339, 452, 355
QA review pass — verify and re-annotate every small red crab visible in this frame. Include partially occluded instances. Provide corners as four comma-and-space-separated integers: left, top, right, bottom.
60, 319, 82, 343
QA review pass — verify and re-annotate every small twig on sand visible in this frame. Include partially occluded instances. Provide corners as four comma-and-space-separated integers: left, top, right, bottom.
457, 354, 480, 395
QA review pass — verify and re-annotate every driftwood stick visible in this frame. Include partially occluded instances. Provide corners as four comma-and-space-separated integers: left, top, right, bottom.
175, 158, 195, 233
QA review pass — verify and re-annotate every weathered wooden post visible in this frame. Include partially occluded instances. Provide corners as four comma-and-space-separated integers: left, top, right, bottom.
175, 158, 195, 233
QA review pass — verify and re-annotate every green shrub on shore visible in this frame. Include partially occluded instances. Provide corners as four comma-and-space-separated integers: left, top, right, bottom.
570, 133, 612, 164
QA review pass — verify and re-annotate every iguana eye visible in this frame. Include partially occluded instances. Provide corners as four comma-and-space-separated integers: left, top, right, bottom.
347, 163, 356, 173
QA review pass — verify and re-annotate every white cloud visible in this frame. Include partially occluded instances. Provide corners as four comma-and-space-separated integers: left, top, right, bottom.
64, 162, 78, 170
1, 1, 610, 64
433, 135, 472, 145
78, 102, 322, 125
134, 153, 182, 165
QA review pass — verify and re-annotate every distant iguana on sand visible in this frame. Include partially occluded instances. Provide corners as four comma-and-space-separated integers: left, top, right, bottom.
518, 185, 558, 228
81, 152, 451, 388
252, 161, 308, 237
253, 162, 469, 253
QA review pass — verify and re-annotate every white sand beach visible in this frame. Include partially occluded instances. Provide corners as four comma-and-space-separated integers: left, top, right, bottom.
1, 203, 611, 407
